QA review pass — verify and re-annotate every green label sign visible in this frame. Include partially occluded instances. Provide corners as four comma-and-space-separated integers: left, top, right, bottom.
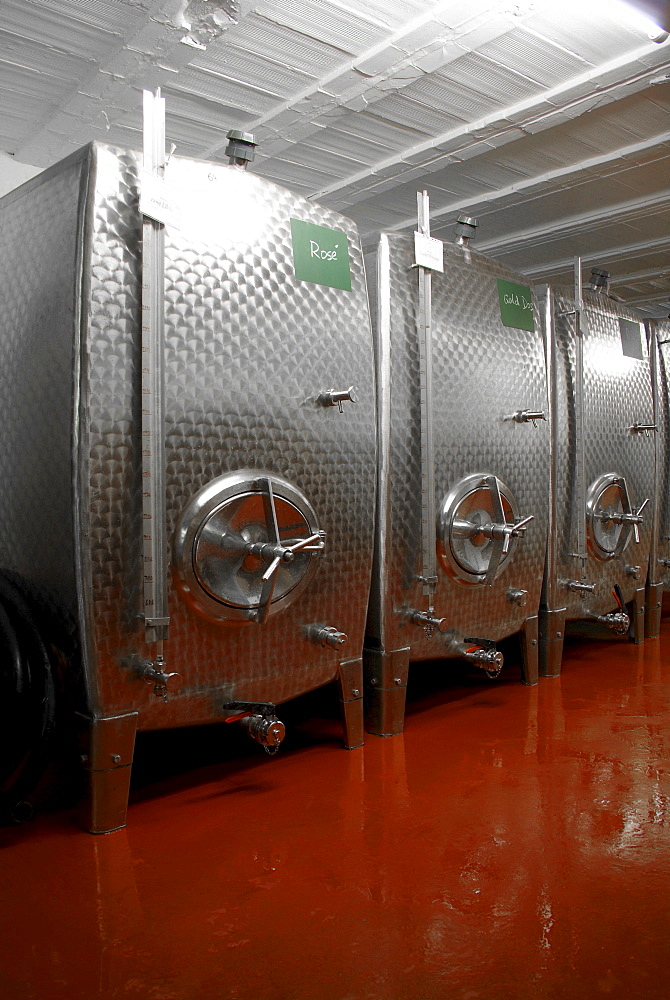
496, 279, 535, 332
290, 218, 351, 291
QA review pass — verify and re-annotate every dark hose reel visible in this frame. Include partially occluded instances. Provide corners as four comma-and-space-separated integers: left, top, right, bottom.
0, 576, 55, 823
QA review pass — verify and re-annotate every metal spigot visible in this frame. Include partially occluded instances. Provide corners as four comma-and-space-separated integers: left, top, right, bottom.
140, 656, 181, 702
410, 609, 448, 639
563, 579, 597, 596
316, 386, 358, 412
626, 565, 641, 579
239, 714, 286, 751
513, 409, 546, 427
589, 583, 630, 635
223, 702, 286, 755
462, 638, 504, 679
304, 624, 348, 649
507, 588, 528, 607
590, 611, 630, 635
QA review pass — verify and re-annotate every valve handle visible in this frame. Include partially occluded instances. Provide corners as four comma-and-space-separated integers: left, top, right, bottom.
251, 478, 325, 624
482, 476, 533, 585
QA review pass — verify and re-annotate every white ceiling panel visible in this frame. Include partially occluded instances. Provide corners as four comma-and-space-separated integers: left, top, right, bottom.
0, 0, 668, 309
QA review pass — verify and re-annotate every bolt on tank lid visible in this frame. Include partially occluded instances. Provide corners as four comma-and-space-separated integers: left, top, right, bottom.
225, 129, 258, 167
454, 215, 478, 245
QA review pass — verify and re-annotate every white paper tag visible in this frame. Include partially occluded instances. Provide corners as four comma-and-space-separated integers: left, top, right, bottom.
140, 171, 181, 230
414, 231, 444, 272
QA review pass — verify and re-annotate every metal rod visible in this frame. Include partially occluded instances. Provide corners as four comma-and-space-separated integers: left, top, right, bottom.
648, 320, 660, 582
573, 256, 587, 570
141, 89, 170, 643
416, 190, 437, 600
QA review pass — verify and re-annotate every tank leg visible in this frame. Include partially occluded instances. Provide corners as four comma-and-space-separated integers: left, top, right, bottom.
337, 658, 364, 750
628, 585, 646, 645
539, 607, 566, 678
645, 581, 664, 639
363, 646, 410, 737
77, 712, 138, 834
520, 615, 539, 686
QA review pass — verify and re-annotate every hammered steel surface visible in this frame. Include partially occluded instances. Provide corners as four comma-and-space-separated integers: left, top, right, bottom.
367, 235, 549, 660
541, 287, 654, 622
652, 321, 670, 590
0, 149, 89, 686
3, 142, 376, 728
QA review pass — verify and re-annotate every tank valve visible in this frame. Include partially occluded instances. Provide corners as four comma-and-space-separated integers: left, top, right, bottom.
563, 579, 597, 597
588, 267, 610, 293
223, 702, 286, 755
507, 588, 528, 606
462, 638, 504, 679
410, 609, 448, 639
513, 409, 546, 427
454, 215, 478, 245
590, 611, 630, 635
140, 657, 181, 702
316, 386, 358, 412
304, 624, 348, 649
225, 130, 257, 168
589, 583, 630, 635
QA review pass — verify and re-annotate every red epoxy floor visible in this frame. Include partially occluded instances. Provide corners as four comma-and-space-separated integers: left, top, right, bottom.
1, 625, 670, 1000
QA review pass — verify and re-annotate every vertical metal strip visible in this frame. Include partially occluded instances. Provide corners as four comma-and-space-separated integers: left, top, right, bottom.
141, 89, 170, 644
573, 256, 587, 570
647, 321, 660, 584
542, 286, 559, 611
416, 191, 437, 600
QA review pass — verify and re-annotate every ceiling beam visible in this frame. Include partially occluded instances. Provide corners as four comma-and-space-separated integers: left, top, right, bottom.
309, 39, 670, 205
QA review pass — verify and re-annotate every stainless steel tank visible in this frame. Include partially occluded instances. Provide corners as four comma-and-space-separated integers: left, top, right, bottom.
645, 318, 670, 637
538, 277, 654, 674
0, 142, 376, 831
364, 228, 550, 736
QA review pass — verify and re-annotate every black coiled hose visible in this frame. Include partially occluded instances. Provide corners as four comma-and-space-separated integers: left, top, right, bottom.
0, 576, 56, 823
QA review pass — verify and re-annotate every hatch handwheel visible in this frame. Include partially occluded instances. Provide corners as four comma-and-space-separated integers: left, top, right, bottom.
174, 470, 325, 625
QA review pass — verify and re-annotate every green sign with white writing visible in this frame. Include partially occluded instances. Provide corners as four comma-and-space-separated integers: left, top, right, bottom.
496, 279, 535, 332
290, 218, 351, 291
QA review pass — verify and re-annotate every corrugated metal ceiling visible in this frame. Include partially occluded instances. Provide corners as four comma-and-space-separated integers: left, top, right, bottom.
0, 0, 669, 314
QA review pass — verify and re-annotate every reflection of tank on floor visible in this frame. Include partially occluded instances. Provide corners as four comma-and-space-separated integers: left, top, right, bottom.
645, 318, 670, 638
0, 95, 376, 831
364, 199, 550, 737
538, 266, 654, 675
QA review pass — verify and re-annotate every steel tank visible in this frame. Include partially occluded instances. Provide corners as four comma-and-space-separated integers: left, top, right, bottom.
645, 318, 670, 637
0, 141, 376, 831
538, 277, 654, 675
364, 226, 550, 736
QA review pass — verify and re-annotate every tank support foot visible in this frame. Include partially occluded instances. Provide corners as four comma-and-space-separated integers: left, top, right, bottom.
628, 586, 646, 644
645, 581, 663, 639
363, 647, 410, 737
337, 658, 364, 749
539, 607, 566, 678
77, 712, 138, 834
520, 615, 539, 685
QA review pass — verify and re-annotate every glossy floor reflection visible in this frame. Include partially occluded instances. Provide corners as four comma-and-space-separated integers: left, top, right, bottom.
1, 621, 670, 1000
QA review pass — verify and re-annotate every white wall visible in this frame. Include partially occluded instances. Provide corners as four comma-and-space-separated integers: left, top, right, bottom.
0, 152, 42, 197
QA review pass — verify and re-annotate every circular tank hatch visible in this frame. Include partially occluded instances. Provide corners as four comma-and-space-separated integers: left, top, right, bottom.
586, 473, 642, 560
174, 471, 324, 624
438, 473, 532, 585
